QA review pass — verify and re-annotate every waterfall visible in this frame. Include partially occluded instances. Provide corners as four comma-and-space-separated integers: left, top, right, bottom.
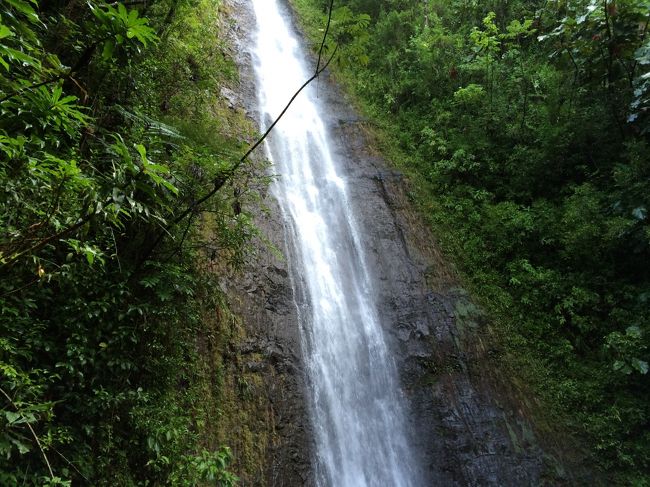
251, 1, 421, 485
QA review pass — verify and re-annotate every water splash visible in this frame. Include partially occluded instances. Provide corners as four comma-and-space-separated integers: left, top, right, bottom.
251, 1, 421, 485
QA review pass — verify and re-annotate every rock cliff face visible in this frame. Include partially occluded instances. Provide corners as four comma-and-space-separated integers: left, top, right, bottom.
218, 0, 565, 485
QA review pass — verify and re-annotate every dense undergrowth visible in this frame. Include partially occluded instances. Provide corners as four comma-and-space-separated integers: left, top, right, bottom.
1, 0, 261, 484
291, 0, 649, 483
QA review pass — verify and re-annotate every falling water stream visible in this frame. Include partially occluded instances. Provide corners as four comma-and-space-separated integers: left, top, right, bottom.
251, 1, 421, 485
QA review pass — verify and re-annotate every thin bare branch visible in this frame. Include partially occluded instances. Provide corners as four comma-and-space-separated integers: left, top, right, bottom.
316, 0, 335, 73
0, 387, 54, 480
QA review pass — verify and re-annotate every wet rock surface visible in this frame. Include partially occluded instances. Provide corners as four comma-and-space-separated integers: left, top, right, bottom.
328, 108, 550, 486
221, 0, 563, 485
218, 2, 315, 485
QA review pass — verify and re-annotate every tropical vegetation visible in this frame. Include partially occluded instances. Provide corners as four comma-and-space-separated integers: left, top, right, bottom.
1, 0, 258, 484
291, 0, 649, 483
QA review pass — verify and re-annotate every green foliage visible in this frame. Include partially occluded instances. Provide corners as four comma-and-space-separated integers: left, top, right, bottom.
293, 0, 650, 482
169, 448, 238, 486
606, 325, 649, 375
328, 6, 371, 66
1, 0, 257, 484
90, 2, 158, 61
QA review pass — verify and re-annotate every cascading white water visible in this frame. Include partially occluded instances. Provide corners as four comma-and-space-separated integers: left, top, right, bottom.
251, 1, 421, 485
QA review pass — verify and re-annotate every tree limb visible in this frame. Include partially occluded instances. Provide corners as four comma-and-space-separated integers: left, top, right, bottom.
2, 210, 96, 267
316, 0, 335, 73
0, 42, 99, 104
0, 387, 54, 480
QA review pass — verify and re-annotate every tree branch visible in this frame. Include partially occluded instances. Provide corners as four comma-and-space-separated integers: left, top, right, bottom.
0, 42, 99, 104
0, 387, 54, 480
2, 210, 95, 267
0, 76, 60, 104
51, 446, 89, 483
316, 0, 335, 73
